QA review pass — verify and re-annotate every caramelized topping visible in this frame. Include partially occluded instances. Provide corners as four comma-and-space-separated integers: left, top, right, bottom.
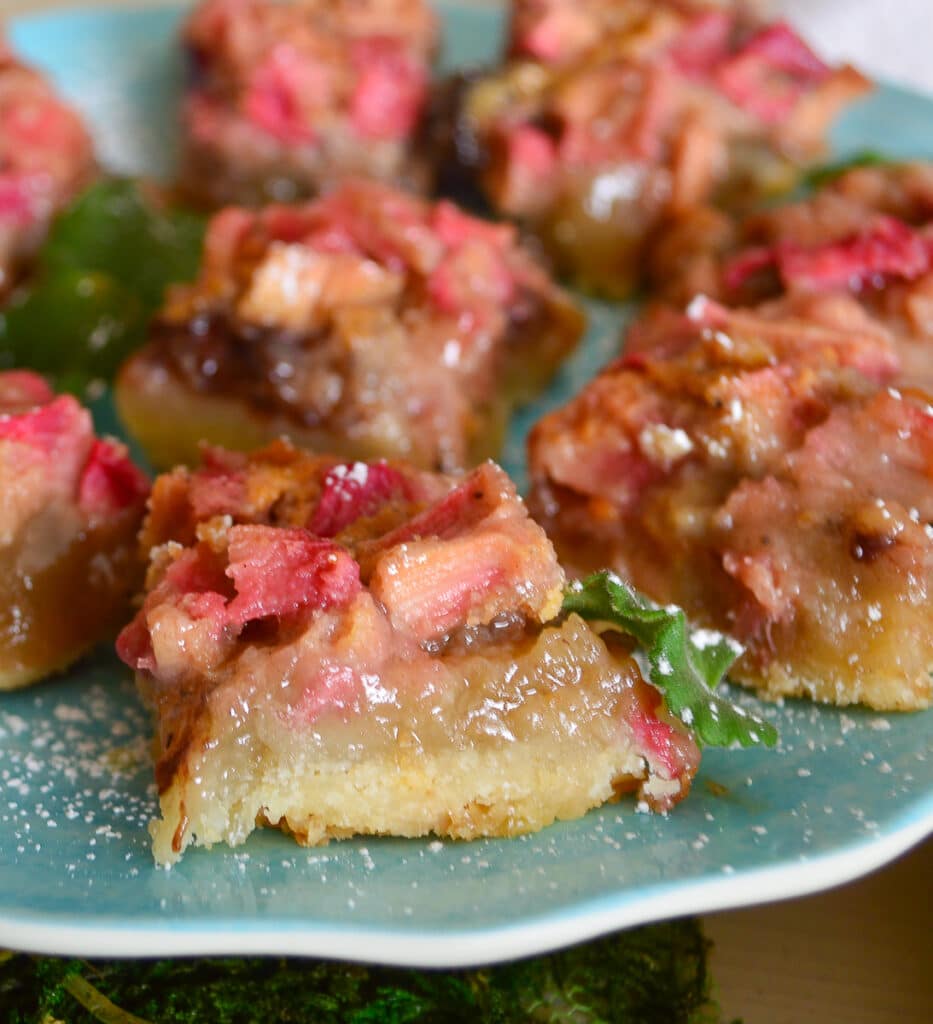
142, 180, 581, 471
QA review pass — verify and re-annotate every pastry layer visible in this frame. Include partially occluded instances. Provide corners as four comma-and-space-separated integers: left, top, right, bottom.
147, 615, 688, 864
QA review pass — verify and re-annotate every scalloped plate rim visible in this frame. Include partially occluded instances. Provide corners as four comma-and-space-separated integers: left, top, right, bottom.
1, 0, 931, 968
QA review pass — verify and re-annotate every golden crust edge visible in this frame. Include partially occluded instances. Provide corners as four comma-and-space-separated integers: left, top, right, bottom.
731, 660, 933, 712
148, 743, 658, 867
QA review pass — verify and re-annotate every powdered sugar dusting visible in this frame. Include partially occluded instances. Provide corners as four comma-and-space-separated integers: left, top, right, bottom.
1, 671, 157, 886
0, 658, 926, 950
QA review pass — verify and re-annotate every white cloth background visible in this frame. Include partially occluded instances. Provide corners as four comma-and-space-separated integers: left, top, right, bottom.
777, 0, 933, 95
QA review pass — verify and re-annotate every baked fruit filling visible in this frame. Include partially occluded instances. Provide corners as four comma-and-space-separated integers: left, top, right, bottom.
115, 179, 584, 472
429, 0, 869, 295
650, 161, 933, 391
117, 443, 701, 864
0, 370, 149, 690
712, 390, 933, 709
0, 34, 96, 292
528, 299, 933, 710
179, 0, 439, 206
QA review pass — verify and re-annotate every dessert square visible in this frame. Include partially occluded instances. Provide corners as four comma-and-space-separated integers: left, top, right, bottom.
117, 442, 700, 864
528, 299, 933, 710
649, 161, 933, 391
433, 0, 869, 296
0, 371, 148, 689
115, 179, 584, 472
179, 0, 439, 206
0, 34, 95, 293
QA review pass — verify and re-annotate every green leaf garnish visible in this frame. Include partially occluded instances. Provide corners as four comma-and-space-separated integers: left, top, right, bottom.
42, 178, 205, 310
804, 150, 887, 189
562, 572, 779, 749
0, 270, 145, 393
0, 179, 205, 395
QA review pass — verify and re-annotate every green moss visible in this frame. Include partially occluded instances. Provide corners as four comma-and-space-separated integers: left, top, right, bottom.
1, 919, 718, 1024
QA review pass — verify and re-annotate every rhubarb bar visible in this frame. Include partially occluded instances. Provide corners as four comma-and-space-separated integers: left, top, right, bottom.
431, 0, 869, 296
117, 442, 700, 864
649, 161, 933, 391
0, 370, 148, 689
179, 0, 439, 207
0, 34, 95, 293
528, 298, 933, 710
115, 179, 584, 472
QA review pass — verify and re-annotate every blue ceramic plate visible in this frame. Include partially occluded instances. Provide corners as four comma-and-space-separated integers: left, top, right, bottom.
1, 2, 931, 967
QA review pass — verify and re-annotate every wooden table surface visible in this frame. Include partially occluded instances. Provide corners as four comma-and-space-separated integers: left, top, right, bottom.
5, 1, 933, 1020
